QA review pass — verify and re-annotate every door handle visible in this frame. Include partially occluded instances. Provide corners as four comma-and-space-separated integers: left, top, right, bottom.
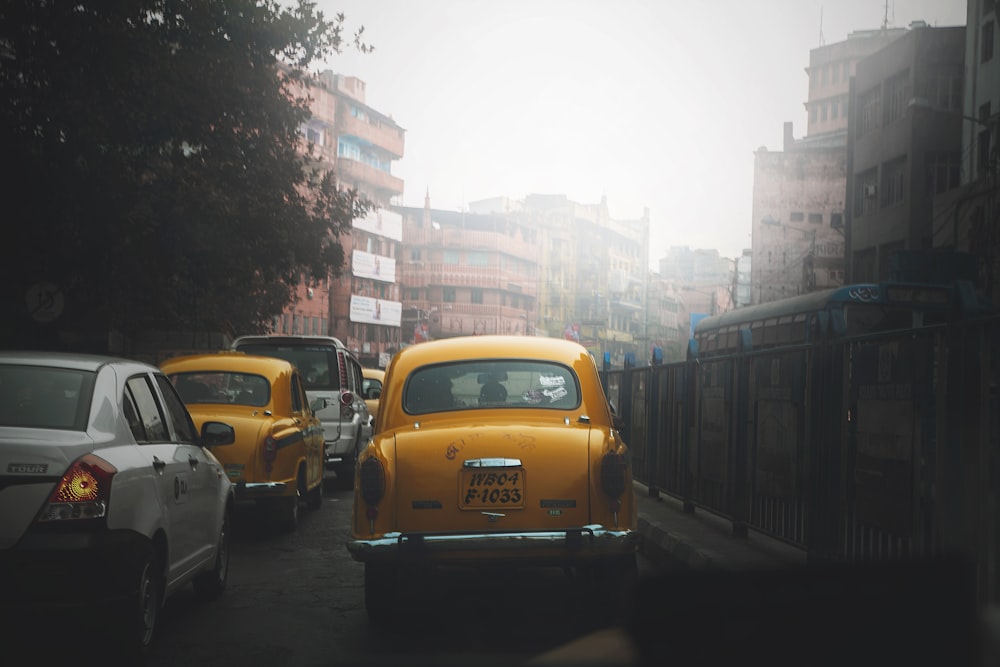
152, 456, 166, 473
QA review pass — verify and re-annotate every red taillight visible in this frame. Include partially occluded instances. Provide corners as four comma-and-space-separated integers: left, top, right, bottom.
263, 435, 277, 472
37, 454, 117, 523
340, 391, 355, 420
600, 451, 627, 499
359, 457, 385, 507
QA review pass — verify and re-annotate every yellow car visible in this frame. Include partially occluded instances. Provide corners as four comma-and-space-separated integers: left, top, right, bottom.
347, 335, 638, 622
161, 352, 325, 531
362, 367, 385, 424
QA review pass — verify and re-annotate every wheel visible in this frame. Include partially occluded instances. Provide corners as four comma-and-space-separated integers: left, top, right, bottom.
193, 505, 231, 600
364, 562, 399, 624
306, 480, 323, 510
112, 546, 163, 660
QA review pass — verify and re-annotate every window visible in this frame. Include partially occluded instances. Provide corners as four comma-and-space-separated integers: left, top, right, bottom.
443, 250, 460, 265
467, 252, 488, 266
881, 157, 906, 207
918, 68, 963, 112
831, 100, 839, 119
926, 152, 961, 195
789, 212, 805, 222
808, 213, 823, 224
810, 105, 818, 123
854, 168, 878, 217
857, 87, 880, 138
821, 103, 828, 121
444, 287, 456, 302
832, 62, 840, 83
408, 288, 420, 300
410, 248, 422, 261
471, 288, 483, 304
978, 103, 993, 174
983, 21, 994, 63
127, 376, 168, 442
884, 71, 910, 124
155, 375, 197, 443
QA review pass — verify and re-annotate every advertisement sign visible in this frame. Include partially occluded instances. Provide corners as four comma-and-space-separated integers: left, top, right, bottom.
353, 208, 403, 242
350, 295, 401, 327
352, 250, 396, 283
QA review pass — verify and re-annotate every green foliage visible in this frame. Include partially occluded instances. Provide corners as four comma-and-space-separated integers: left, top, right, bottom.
0, 0, 372, 345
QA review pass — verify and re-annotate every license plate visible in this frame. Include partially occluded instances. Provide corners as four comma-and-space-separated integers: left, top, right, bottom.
459, 468, 525, 509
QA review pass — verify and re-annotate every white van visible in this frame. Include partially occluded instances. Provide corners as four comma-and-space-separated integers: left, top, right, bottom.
231, 335, 371, 488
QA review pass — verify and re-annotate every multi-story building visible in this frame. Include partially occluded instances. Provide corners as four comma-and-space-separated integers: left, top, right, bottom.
846, 26, 967, 283
281, 71, 406, 368
751, 27, 911, 304
928, 1, 1000, 304
396, 194, 539, 343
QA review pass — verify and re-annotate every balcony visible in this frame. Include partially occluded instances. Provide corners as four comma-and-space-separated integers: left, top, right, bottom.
337, 111, 404, 158
336, 158, 403, 198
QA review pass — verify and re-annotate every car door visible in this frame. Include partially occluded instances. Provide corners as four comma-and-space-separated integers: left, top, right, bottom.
290, 371, 323, 489
154, 373, 222, 565
124, 374, 204, 580
346, 355, 372, 441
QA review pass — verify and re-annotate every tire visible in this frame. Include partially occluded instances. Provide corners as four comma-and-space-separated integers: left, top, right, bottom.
193, 505, 231, 600
334, 462, 355, 490
364, 562, 399, 624
278, 493, 299, 532
593, 554, 639, 625
112, 546, 163, 661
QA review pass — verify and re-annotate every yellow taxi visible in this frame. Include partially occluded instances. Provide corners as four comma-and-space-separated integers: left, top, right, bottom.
361, 367, 385, 424
160, 352, 325, 531
346, 335, 638, 622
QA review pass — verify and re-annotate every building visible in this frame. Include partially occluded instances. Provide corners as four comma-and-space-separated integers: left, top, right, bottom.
281, 71, 406, 368
751, 27, 910, 304
927, 1, 1000, 304
396, 194, 539, 343
846, 26, 967, 283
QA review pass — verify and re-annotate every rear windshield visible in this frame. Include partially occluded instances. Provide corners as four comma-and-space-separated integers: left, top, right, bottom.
169, 371, 271, 407
234, 343, 341, 391
403, 360, 580, 415
0, 365, 95, 430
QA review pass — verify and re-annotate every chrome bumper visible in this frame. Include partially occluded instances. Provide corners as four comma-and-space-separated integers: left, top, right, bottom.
347, 524, 639, 561
236, 481, 287, 496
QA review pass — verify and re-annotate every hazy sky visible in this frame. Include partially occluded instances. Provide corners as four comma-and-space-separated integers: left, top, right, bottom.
313, 1, 966, 267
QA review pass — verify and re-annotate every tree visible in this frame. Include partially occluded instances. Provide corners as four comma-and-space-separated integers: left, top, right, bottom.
0, 0, 372, 351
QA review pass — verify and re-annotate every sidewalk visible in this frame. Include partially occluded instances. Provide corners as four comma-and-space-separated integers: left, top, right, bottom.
631, 480, 808, 571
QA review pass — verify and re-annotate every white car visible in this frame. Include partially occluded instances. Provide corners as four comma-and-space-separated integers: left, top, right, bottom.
0, 351, 236, 659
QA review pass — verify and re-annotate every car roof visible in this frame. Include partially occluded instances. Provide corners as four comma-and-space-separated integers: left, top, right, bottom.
160, 351, 296, 375
231, 334, 347, 348
0, 350, 153, 372
393, 336, 591, 373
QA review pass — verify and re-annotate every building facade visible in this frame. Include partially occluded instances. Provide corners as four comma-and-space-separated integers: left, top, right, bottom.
281, 71, 406, 368
751, 27, 910, 304
846, 26, 966, 283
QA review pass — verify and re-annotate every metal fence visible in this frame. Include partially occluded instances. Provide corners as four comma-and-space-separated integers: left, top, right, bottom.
604, 314, 1000, 604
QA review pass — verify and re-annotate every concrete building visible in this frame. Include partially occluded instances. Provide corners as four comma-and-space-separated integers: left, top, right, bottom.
846, 26, 967, 283
926, 1, 1000, 304
751, 27, 910, 304
396, 194, 539, 343
281, 72, 406, 368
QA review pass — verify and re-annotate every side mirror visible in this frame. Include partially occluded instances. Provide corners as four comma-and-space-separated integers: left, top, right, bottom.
371, 389, 381, 400
201, 421, 236, 447
612, 415, 626, 433
310, 397, 328, 412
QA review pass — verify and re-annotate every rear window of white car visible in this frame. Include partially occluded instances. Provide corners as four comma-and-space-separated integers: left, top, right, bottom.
0, 366, 95, 430
404, 360, 579, 415
234, 343, 342, 392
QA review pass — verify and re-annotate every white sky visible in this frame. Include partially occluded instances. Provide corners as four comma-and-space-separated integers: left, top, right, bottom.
313, 1, 967, 267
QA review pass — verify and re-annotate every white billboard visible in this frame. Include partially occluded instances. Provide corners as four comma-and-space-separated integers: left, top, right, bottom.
352, 249, 396, 283
350, 295, 401, 327
353, 208, 403, 242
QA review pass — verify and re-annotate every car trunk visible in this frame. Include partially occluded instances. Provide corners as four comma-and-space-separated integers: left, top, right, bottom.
0, 429, 94, 549
393, 418, 593, 533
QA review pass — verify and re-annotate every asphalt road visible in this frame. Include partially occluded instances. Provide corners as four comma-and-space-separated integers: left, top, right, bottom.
136, 486, 658, 667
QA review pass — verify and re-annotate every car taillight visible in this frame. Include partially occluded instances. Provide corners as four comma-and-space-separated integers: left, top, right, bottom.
359, 457, 385, 532
263, 435, 277, 473
600, 451, 627, 526
340, 391, 355, 420
37, 454, 117, 523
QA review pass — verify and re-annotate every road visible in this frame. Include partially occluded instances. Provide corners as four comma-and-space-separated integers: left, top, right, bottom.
139, 486, 658, 666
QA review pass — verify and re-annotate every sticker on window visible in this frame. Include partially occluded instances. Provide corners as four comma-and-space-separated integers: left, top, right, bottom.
542, 387, 568, 403
538, 375, 565, 387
